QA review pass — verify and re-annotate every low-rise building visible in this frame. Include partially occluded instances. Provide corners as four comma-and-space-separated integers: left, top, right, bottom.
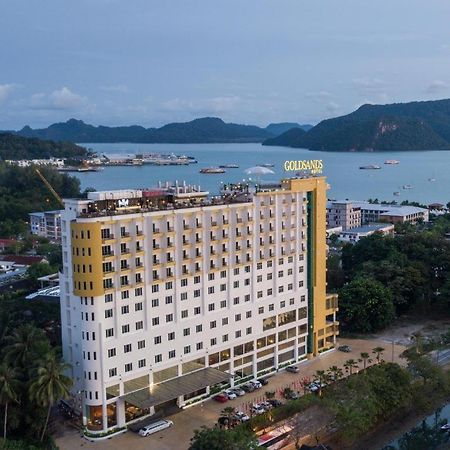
338, 223, 395, 243
29, 210, 62, 241
326, 201, 361, 230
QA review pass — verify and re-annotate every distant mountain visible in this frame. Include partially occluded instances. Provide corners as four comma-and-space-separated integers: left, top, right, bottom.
0, 133, 88, 160
265, 122, 313, 136
262, 128, 307, 147
14, 117, 272, 144
263, 99, 450, 151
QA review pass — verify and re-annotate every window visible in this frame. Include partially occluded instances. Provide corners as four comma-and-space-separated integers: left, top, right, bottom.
122, 324, 130, 334
210, 320, 217, 329
184, 345, 191, 354
181, 278, 188, 287
105, 293, 113, 303
136, 321, 143, 330
258, 306, 264, 314
233, 297, 239, 305
183, 328, 190, 336
155, 354, 162, 363
194, 307, 201, 315
138, 359, 146, 368
135, 287, 143, 296
196, 324, 203, 333
196, 342, 203, 350
121, 305, 129, 314
124, 344, 132, 353
152, 317, 160, 326
257, 291, 263, 298
138, 340, 145, 349
210, 338, 217, 346
233, 281, 239, 288
194, 289, 201, 298
257, 275, 262, 282
165, 295, 173, 304
108, 348, 116, 358
166, 313, 173, 323
246, 327, 252, 335
106, 328, 114, 338
152, 299, 159, 307
235, 330, 242, 338
222, 317, 229, 325
168, 350, 176, 359
208, 287, 215, 294
269, 303, 274, 311
154, 336, 161, 344
109, 368, 117, 377
246, 311, 252, 318
181, 292, 188, 301
222, 334, 228, 342
208, 303, 215, 312
245, 294, 250, 302
194, 275, 201, 284
220, 284, 226, 291
235, 314, 241, 321
280, 300, 286, 308
125, 363, 132, 372
181, 310, 188, 318
168, 332, 175, 340
135, 302, 143, 311
105, 309, 113, 319
121, 290, 129, 300
220, 300, 226, 308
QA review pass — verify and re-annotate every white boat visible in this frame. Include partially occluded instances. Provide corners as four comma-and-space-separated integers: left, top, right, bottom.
219, 164, 239, 168
359, 165, 381, 170
384, 160, 400, 165
402, 185, 413, 189
428, 177, 436, 182
199, 167, 225, 174
440, 423, 450, 431
393, 191, 400, 196
259, 163, 274, 168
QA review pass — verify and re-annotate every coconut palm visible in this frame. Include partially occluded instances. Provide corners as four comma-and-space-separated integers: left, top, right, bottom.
0, 363, 20, 441
372, 346, 385, 364
3, 324, 49, 369
29, 352, 72, 442
360, 352, 370, 370
327, 365, 343, 382
314, 370, 328, 396
221, 406, 236, 429
343, 359, 359, 376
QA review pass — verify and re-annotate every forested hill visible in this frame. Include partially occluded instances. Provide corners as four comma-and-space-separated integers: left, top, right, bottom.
0, 133, 88, 160
263, 98, 450, 151
14, 117, 274, 143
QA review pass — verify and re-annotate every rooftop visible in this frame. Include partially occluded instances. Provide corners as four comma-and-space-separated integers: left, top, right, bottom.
328, 200, 428, 215
342, 223, 394, 234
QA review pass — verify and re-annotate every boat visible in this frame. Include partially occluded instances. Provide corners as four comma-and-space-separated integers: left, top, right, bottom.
259, 163, 274, 168
219, 164, 239, 168
428, 177, 436, 182
199, 167, 225, 174
440, 423, 450, 431
393, 191, 400, 196
384, 160, 400, 165
402, 184, 413, 189
359, 165, 381, 170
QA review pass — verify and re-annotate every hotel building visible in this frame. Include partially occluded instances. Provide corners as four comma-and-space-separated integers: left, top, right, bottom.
59, 176, 338, 433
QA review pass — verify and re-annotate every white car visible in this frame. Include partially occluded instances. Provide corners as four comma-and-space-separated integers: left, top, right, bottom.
260, 401, 273, 411
251, 404, 266, 415
225, 389, 237, 400
139, 419, 173, 437
234, 411, 250, 422
250, 380, 262, 389
231, 387, 245, 396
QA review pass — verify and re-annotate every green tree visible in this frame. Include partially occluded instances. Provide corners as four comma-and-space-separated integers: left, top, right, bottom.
0, 364, 20, 441
339, 278, 395, 332
265, 391, 275, 400
314, 370, 328, 396
360, 352, 370, 370
221, 406, 236, 429
327, 365, 343, 382
189, 426, 258, 450
372, 347, 385, 364
29, 352, 72, 442
343, 359, 359, 376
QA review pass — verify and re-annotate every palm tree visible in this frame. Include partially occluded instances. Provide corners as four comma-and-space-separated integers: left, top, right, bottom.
343, 359, 358, 376
283, 387, 293, 399
265, 391, 275, 400
0, 364, 20, 441
221, 406, 236, 429
360, 352, 370, 370
327, 365, 343, 382
3, 324, 48, 369
372, 346, 385, 364
314, 370, 328, 396
411, 332, 423, 354
29, 352, 72, 442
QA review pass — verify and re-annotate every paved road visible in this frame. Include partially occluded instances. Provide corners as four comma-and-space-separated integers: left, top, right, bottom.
436, 349, 450, 366
55, 338, 406, 450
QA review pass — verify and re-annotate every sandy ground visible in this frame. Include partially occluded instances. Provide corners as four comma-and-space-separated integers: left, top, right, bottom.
54, 337, 405, 450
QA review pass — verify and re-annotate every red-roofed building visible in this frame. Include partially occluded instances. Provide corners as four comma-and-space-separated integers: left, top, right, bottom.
0, 239, 17, 253
1, 255, 48, 266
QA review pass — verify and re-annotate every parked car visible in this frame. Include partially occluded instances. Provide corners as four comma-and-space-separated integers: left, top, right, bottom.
251, 404, 266, 415
286, 365, 299, 373
234, 411, 250, 422
308, 383, 320, 393
257, 378, 269, 386
287, 391, 299, 400
213, 393, 229, 403
217, 416, 230, 427
242, 383, 255, 392
139, 420, 173, 437
249, 380, 262, 389
231, 387, 245, 396
225, 389, 237, 400
338, 345, 351, 352
268, 399, 283, 408
260, 401, 273, 411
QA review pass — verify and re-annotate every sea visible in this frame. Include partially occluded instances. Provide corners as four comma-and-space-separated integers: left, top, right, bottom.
74, 143, 450, 204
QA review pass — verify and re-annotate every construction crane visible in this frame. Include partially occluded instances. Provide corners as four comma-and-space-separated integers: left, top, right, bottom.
35, 168, 65, 208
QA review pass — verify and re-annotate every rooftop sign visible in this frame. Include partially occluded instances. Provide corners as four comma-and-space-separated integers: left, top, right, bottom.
284, 159, 323, 175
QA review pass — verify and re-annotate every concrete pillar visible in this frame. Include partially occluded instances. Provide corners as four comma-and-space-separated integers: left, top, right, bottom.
116, 398, 126, 427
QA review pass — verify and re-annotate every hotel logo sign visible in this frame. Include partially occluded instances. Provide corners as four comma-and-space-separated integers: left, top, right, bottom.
284, 159, 324, 175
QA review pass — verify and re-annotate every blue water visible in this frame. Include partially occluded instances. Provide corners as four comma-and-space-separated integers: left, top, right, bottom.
382, 403, 450, 449
75, 143, 450, 204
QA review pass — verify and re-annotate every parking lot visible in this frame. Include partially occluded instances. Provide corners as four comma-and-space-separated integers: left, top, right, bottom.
55, 337, 406, 450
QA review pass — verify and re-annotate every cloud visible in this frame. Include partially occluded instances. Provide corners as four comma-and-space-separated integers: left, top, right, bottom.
161, 96, 241, 114
424, 80, 448, 94
305, 90, 334, 101
352, 77, 387, 95
29, 87, 88, 110
100, 84, 129, 93
325, 101, 340, 113
0, 84, 16, 105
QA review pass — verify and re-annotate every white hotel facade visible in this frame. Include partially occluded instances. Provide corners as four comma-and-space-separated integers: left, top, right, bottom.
59, 177, 338, 433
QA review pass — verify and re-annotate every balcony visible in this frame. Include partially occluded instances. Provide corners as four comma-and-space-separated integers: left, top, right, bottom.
183, 225, 190, 230
223, 219, 229, 225
236, 232, 242, 237
121, 248, 130, 254
136, 230, 144, 236
236, 218, 243, 224
120, 265, 130, 271
103, 267, 115, 274
102, 251, 115, 258
153, 228, 161, 234
167, 226, 174, 232
211, 221, 218, 227
121, 232, 130, 238
101, 234, 115, 242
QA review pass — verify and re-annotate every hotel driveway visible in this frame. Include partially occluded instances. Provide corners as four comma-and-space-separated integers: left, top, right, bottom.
55, 338, 406, 450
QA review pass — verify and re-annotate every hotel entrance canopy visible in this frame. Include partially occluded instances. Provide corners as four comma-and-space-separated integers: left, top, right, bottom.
122, 367, 230, 409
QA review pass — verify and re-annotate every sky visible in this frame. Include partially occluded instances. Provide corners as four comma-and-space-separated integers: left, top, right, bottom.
1, 0, 450, 129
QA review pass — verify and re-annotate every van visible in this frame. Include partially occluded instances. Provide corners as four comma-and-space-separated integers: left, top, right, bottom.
138, 419, 173, 437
